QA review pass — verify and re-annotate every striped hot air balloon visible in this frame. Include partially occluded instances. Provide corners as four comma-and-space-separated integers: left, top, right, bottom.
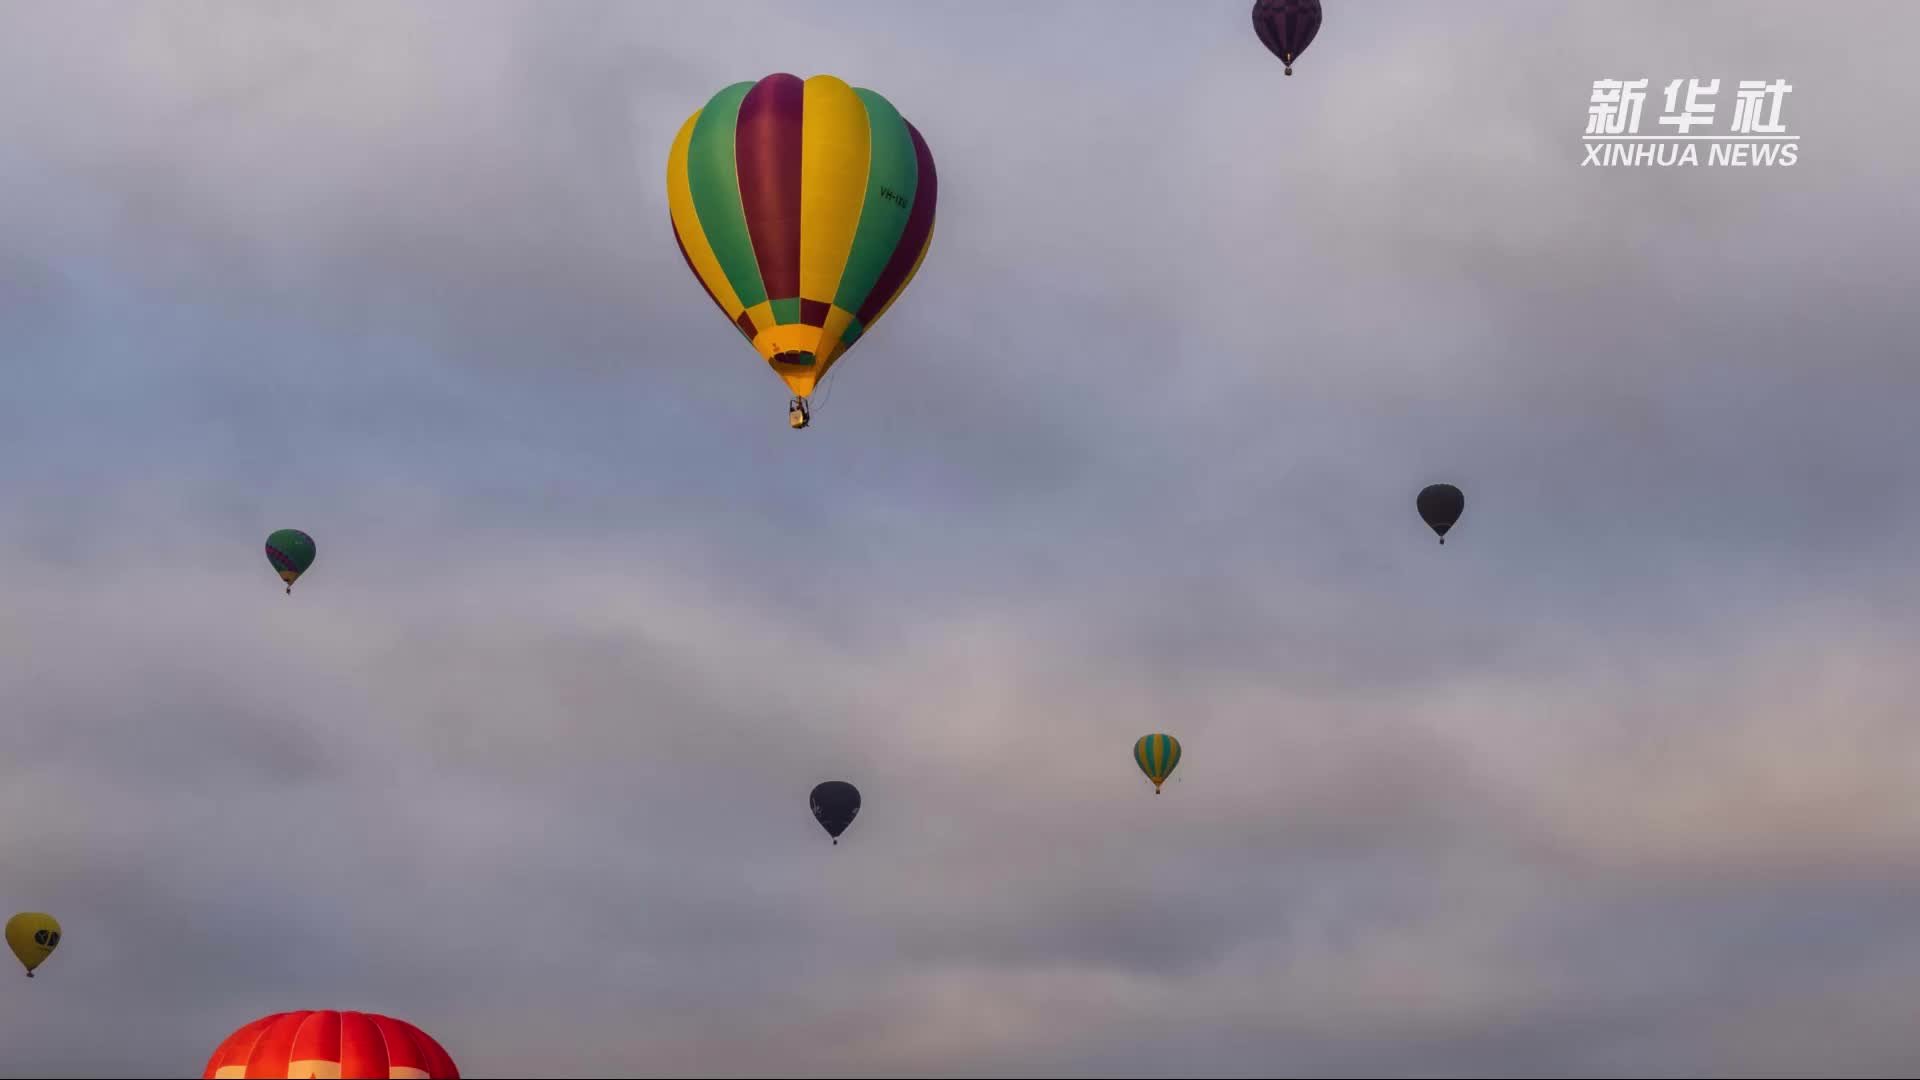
666, 73, 937, 427
202, 1011, 458, 1079
264, 528, 316, 594
1252, 0, 1323, 76
1134, 734, 1182, 794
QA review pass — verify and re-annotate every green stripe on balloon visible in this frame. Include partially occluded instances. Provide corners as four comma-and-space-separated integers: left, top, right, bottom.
686, 82, 766, 310
832, 89, 918, 314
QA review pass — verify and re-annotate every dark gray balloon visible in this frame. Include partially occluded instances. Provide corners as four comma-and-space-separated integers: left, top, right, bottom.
1418, 484, 1465, 543
809, 781, 861, 845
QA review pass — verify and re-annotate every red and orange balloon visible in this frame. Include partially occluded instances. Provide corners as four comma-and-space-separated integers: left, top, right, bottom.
202, 1011, 458, 1079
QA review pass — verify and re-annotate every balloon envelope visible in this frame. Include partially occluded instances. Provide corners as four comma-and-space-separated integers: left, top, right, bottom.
1417, 484, 1465, 542
5, 912, 60, 976
203, 1011, 459, 1079
1134, 734, 1182, 793
810, 780, 862, 842
265, 528, 316, 588
1252, 0, 1323, 74
667, 73, 938, 402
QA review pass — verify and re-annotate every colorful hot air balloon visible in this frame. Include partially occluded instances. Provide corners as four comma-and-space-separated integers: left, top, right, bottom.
203, 1011, 459, 1079
1417, 483, 1465, 544
6, 912, 61, 977
810, 781, 861, 845
265, 529, 316, 594
1252, 0, 1323, 76
667, 73, 938, 429
1134, 734, 1182, 794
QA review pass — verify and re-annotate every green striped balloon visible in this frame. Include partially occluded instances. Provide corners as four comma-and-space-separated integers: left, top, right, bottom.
666, 73, 937, 407
1134, 734, 1182, 794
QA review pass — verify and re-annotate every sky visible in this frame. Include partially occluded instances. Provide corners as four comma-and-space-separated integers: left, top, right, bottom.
2, 1, 1918, 1075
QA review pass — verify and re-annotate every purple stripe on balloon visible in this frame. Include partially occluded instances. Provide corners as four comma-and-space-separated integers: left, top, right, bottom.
855, 119, 937, 326
735, 74, 805, 308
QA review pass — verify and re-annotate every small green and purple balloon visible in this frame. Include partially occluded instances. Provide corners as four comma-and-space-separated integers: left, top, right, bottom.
264, 529, 316, 594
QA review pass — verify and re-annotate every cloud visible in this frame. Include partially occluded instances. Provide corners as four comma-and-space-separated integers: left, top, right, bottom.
1, 2, 1917, 1075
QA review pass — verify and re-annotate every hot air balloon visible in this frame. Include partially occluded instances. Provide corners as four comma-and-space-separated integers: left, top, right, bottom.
810, 781, 861, 844
1417, 484, 1465, 544
667, 73, 938, 429
1134, 734, 1182, 794
203, 1011, 459, 1079
265, 529, 316, 594
6, 912, 60, 977
1252, 0, 1323, 76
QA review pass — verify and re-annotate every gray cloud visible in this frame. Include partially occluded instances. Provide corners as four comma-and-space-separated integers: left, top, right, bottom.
1, 1, 1917, 1076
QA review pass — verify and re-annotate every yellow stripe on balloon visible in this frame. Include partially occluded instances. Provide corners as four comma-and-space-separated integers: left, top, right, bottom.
798, 76, 872, 309
666, 110, 747, 319
813, 304, 858, 370
741, 301, 777, 348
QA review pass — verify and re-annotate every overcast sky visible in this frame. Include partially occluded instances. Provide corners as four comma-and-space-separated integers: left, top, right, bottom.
2, 2, 1918, 1076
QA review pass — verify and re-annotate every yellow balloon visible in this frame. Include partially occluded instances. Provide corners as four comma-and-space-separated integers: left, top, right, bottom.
6, 912, 61, 977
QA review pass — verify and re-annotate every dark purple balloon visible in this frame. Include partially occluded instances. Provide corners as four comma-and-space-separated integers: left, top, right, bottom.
810, 781, 861, 845
1252, 0, 1323, 76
